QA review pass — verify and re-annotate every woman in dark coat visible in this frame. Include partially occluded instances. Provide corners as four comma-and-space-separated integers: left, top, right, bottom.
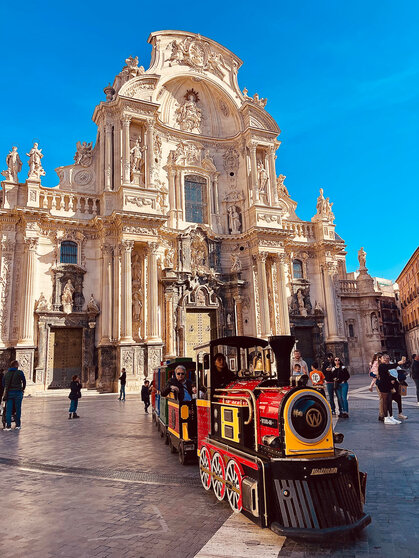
68, 375, 82, 419
332, 358, 350, 418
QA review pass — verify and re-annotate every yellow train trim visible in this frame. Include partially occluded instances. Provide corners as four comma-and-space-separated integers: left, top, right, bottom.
196, 399, 211, 408
168, 427, 180, 438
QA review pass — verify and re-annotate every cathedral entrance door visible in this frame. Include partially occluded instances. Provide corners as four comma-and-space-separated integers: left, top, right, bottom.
185, 310, 216, 359
48, 328, 83, 388
293, 326, 314, 370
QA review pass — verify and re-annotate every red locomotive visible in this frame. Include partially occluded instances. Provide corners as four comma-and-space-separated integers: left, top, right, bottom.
194, 335, 370, 540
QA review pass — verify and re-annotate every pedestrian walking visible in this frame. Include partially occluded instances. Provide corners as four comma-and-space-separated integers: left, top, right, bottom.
2, 360, 26, 431
0, 370, 4, 411
118, 368, 127, 401
376, 354, 401, 424
68, 375, 82, 419
368, 352, 381, 391
333, 358, 350, 418
411, 354, 419, 405
322, 353, 337, 415
389, 364, 408, 420
141, 380, 151, 413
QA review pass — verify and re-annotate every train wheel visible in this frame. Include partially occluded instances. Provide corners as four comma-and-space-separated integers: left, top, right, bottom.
199, 446, 212, 491
169, 436, 177, 454
225, 460, 242, 512
211, 452, 226, 501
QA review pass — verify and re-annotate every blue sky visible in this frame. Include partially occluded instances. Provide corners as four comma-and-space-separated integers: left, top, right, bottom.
1, 1, 418, 280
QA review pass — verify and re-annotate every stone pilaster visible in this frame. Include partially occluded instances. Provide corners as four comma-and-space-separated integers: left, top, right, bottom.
105, 122, 113, 191
121, 116, 131, 185
120, 240, 134, 343
0, 239, 15, 346
146, 121, 154, 186
268, 146, 278, 204
164, 290, 175, 358
112, 245, 120, 341
323, 262, 340, 342
249, 144, 258, 203
256, 252, 271, 337
167, 168, 176, 227
18, 238, 38, 345
147, 242, 160, 341
100, 244, 113, 343
234, 295, 244, 336
277, 253, 291, 335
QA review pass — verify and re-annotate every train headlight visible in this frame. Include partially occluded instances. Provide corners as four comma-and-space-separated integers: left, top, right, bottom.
286, 391, 331, 444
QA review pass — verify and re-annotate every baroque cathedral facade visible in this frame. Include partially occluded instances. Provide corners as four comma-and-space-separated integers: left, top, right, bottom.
0, 31, 383, 393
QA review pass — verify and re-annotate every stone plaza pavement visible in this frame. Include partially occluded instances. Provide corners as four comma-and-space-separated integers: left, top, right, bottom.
0, 376, 418, 558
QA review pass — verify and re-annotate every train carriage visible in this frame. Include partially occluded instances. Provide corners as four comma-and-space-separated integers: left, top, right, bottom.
195, 335, 371, 540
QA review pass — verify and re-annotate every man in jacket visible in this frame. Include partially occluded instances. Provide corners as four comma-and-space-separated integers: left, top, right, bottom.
291, 350, 308, 376
118, 368, 126, 401
161, 365, 193, 403
2, 360, 26, 430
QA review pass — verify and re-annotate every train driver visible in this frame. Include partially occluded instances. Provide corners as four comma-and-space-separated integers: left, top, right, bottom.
211, 353, 236, 390
161, 365, 194, 402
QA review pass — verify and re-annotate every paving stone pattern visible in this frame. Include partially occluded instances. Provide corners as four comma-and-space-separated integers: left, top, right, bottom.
0, 377, 418, 557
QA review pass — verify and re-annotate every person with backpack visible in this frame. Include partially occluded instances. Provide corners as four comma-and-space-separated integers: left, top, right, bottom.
2, 360, 26, 431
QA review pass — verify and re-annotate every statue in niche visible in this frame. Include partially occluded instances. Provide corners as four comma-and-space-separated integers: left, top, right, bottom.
315, 188, 335, 221
257, 160, 269, 196
175, 89, 202, 133
358, 247, 367, 270
2, 146, 22, 183
371, 312, 379, 332
132, 291, 142, 321
314, 301, 323, 314
196, 289, 206, 305
132, 253, 141, 281
228, 206, 242, 234
61, 279, 74, 314
130, 138, 144, 178
297, 289, 308, 317
163, 248, 174, 269
87, 294, 99, 313
27, 142, 45, 179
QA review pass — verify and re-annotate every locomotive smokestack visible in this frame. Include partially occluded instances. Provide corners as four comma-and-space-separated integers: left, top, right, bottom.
268, 335, 295, 386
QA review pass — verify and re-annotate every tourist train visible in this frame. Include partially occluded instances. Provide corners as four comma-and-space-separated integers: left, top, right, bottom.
152, 335, 371, 540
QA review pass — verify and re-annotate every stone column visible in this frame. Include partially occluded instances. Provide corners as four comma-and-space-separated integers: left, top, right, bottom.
146, 121, 154, 186
256, 252, 271, 337
0, 240, 15, 347
19, 238, 38, 345
176, 169, 182, 225
277, 253, 291, 335
100, 244, 113, 343
165, 290, 175, 357
120, 240, 134, 343
234, 295, 244, 336
147, 242, 160, 341
168, 168, 176, 227
121, 116, 131, 185
249, 144, 259, 203
105, 122, 113, 191
324, 262, 340, 341
112, 246, 120, 341
268, 146, 278, 204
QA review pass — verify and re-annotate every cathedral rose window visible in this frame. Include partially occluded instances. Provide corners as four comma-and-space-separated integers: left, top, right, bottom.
184, 174, 207, 224
60, 241, 78, 264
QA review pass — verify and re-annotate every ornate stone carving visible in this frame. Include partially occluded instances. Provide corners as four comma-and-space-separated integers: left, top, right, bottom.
276, 174, 289, 197
74, 169, 93, 185
167, 36, 228, 80
2, 146, 22, 183
223, 146, 240, 172
169, 141, 203, 166
257, 160, 269, 199
175, 89, 202, 133
87, 294, 100, 314
122, 55, 145, 79
35, 292, 50, 311
74, 141, 93, 167
130, 138, 145, 179
27, 143, 45, 179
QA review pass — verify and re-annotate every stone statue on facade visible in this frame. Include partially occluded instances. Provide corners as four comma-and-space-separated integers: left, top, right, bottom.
371, 312, 379, 332
61, 279, 74, 314
35, 292, 49, 311
228, 206, 242, 234
125, 55, 145, 78
276, 174, 289, 197
87, 294, 99, 313
132, 291, 142, 321
230, 253, 242, 273
27, 142, 45, 179
175, 89, 202, 133
297, 289, 308, 317
257, 160, 269, 197
2, 146, 22, 183
358, 247, 367, 270
74, 141, 93, 167
163, 248, 174, 269
130, 138, 144, 176
314, 188, 335, 221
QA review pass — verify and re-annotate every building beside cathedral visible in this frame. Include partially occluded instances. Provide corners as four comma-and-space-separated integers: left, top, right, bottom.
0, 30, 392, 393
